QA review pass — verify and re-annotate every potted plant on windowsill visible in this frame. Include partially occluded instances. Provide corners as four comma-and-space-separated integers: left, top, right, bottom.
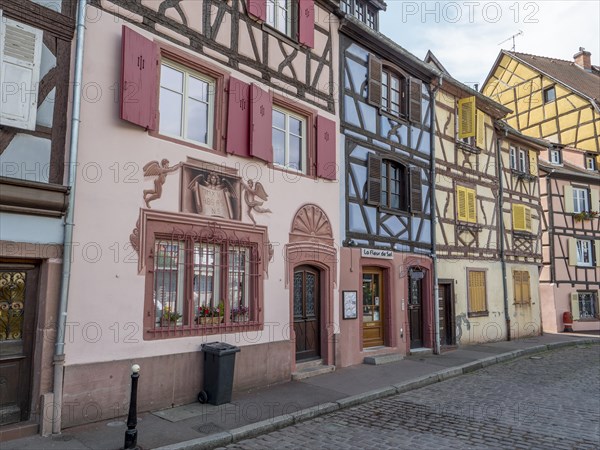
161, 306, 181, 326
574, 210, 598, 222
195, 303, 223, 325
231, 305, 249, 323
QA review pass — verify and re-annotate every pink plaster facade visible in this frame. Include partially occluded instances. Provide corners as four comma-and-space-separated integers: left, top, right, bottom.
337, 248, 434, 367
539, 152, 600, 333
60, 1, 341, 428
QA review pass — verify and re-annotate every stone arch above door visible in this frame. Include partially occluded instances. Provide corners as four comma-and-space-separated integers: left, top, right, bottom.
290, 204, 333, 245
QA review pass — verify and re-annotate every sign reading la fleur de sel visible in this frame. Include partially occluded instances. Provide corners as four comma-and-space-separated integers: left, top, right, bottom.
361, 248, 393, 259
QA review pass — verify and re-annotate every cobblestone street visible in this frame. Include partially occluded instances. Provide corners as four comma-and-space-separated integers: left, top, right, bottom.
222, 345, 600, 449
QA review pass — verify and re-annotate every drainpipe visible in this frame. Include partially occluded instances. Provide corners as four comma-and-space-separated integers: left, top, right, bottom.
496, 130, 510, 341
52, 0, 87, 434
430, 76, 442, 355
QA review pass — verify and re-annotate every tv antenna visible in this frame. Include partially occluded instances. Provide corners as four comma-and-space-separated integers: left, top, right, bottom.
498, 30, 523, 52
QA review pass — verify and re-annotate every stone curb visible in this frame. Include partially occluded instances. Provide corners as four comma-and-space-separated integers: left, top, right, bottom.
154, 338, 598, 450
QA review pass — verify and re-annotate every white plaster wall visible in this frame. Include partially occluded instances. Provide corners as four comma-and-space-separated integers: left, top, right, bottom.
64, 8, 340, 365
438, 259, 507, 345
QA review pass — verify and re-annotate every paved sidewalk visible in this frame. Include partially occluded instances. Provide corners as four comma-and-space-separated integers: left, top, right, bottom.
4, 333, 599, 450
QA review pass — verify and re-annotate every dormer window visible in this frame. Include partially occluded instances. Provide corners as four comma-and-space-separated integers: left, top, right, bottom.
585, 154, 597, 171
340, 0, 379, 30
550, 148, 562, 165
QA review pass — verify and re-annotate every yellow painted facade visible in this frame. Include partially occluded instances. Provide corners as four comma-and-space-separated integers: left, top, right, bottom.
483, 53, 600, 152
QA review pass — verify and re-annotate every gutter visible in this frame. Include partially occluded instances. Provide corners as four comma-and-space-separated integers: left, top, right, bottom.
52, 0, 87, 434
431, 76, 442, 354
496, 131, 510, 341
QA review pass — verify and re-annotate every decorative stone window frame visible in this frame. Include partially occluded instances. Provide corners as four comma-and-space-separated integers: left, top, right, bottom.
137, 209, 270, 340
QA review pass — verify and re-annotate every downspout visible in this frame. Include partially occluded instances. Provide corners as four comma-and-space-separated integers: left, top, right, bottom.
52, 0, 87, 434
430, 76, 442, 354
496, 129, 510, 341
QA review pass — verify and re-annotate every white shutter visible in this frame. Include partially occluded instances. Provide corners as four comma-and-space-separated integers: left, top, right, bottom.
570, 293, 580, 320
0, 16, 43, 130
563, 185, 574, 213
568, 238, 578, 266
591, 189, 599, 211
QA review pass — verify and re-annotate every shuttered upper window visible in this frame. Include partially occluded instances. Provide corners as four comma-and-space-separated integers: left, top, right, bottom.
457, 97, 485, 150
266, 0, 291, 35
159, 61, 215, 147
367, 54, 422, 123
467, 269, 487, 315
0, 12, 43, 131
512, 204, 532, 232
272, 106, 306, 172
366, 153, 421, 214
513, 271, 531, 305
249, 0, 314, 48
456, 186, 477, 223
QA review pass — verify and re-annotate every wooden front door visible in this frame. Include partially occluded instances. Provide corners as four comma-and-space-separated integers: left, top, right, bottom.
409, 274, 423, 349
293, 266, 320, 361
438, 282, 455, 346
0, 265, 38, 425
362, 268, 384, 348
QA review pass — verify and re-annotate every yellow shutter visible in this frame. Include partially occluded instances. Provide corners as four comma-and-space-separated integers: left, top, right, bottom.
458, 96, 476, 138
591, 189, 599, 211
512, 204, 525, 231
596, 240, 600, 267
513, 271, 522, 303
570, 292, 580, 320
475, 110, 485, 149
457, 186, 467, 221
525, 207, 532, 232
563, 185, 574, 213
528, 150, 538, 176
522, 271, 531, 303
568, 238, 578, 266
467, 188, 477, 223
469, 271, 486, 312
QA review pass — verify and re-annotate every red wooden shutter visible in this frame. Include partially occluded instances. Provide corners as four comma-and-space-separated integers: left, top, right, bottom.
120, 26, 159, 130
316, 116, 337, 180
298, 0, 315, 48
226, 77, 251, 157
249, 83, 273, 163
248, 0, 267, 21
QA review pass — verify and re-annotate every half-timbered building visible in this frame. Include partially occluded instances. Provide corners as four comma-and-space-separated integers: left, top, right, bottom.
430, 57, 539, 346
482, 49, 600, 153
0, 0, 76, 438
56, 0, 340, 429
337, 9, 439, 364
495, 121, 548, 341
539, 148, 600, 333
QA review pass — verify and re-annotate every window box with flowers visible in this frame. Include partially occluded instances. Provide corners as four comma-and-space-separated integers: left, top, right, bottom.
160, 306, 182, 327
231, 305, 249, 323
195, 303, 224, 325
574, 211, 598, 222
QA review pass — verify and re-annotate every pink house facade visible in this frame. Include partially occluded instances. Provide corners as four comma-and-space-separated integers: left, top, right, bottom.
539, 146, 600, 333
59, 0, 341, 429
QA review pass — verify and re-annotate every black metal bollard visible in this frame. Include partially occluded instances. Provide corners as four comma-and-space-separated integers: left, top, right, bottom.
123, 364, 140, 449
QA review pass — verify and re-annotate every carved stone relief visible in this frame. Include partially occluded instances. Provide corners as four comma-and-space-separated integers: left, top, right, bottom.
142, 159, 181, 208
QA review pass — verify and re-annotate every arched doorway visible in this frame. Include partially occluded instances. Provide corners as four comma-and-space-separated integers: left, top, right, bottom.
293, 265, 320, 361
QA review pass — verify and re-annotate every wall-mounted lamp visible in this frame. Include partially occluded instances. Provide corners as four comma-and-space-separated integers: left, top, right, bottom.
344, 239, 357, 247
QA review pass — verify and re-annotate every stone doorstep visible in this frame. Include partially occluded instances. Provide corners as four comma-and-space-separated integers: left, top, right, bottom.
363, 353, 403, 365
291, 364, 335, 381
409, 347, 433, 356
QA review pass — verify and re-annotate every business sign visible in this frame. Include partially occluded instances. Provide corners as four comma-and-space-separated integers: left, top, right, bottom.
361, 248, 393, 259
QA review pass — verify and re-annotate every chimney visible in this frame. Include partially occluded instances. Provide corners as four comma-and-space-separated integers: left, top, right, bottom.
573, 47, 592, 71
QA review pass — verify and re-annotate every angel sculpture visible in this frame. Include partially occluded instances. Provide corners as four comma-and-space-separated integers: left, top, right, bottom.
242, 179, 271, 226
142, 159, 181, 208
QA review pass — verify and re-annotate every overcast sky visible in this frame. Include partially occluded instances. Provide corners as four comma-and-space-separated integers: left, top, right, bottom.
379, 1, 600, 86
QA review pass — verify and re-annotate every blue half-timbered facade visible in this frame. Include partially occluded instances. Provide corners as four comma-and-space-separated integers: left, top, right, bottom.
336, 12, 440, 365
